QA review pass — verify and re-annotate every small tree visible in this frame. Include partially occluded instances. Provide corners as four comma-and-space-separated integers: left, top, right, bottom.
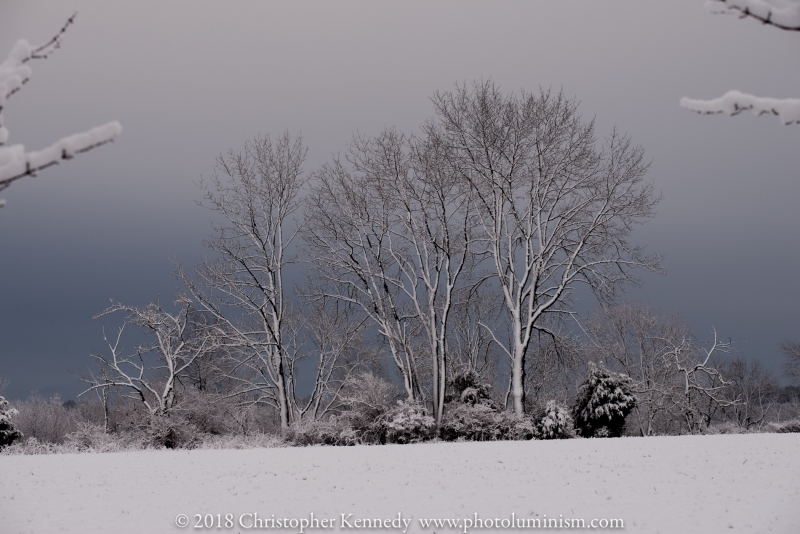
84, 298, 221, 418
535, 400, 574, 440
0, 14, 121, 208
723, 357, 778, 430
572, 363, 636, 438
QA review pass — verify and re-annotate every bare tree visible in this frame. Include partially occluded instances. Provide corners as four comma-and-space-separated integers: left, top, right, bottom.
183, 132, 307, 429
655, 328, 736, 433
584, 302, 740, 434
447, 284, 502, 383
723, 357, 778, 430
523, 328, 583, 413
304, 134, 422, 404
305, 128, 476, 427
431, 81, 661, 416
83, 298, 219, 417
681, 0, 800, 124
584, 302, 693, 435
0, 14, 121, 208
779, 339, 800, 383
286, 297, 374, 422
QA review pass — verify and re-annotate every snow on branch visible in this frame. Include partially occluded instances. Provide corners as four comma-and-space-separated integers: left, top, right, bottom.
0, 13, 121, 208
705, 0, 800, 31
0, 122, 122, 189
680, 90, 800, 124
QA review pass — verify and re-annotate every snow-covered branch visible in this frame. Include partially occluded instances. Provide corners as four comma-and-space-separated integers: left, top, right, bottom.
705, 0, 800, 31
680, 91, 800, 124
0, 14, 121, 207
682, 1, 800, 125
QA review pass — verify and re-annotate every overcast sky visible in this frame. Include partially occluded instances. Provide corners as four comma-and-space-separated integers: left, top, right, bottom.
1, 1, 798, 401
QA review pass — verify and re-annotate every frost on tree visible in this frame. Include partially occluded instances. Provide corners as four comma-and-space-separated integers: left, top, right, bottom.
681, 1, 800, 124
0, 14, 122, 208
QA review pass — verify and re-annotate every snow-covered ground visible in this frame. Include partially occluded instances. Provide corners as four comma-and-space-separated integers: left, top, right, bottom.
2, 434, 798, 534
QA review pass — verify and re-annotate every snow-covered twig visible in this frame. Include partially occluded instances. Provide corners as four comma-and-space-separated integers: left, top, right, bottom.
680, 90, 800, 124
683, 2, 799, 125
0, 14, 121, 207
0, 122, 122, 189
705, 0, 800, 31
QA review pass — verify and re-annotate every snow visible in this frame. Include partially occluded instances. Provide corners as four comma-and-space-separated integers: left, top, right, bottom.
2, 434, 798, 533
680, 91, 800, 124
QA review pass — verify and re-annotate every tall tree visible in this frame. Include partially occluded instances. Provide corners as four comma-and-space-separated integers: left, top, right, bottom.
305, 128, 475, 427
184, 132, 307, 429
431, 81, 661, 416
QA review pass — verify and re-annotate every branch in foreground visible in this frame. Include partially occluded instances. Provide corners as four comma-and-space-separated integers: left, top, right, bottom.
705, 0, 800, 31
0, 122, 122, 191
680, 90, 800, 125
0, 14, 121, 208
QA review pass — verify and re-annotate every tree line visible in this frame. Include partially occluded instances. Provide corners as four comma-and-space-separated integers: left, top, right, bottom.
2, 81, 799, 451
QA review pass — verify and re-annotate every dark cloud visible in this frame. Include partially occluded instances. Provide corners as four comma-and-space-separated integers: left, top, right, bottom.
1, 1, 798, 400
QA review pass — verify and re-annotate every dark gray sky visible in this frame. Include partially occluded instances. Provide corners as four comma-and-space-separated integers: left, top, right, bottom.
1, 1, 798, 401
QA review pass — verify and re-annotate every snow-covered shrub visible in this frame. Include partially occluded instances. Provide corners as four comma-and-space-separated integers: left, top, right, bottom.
572, 363, 636, 438
177, 389, 245, 436
439, 404, 536, 441
12, 394, 76, 443
339, 372, 399, 416
768, 419, 800, 433
373, 401, 435, 444
497, 412, 537, 441
535, 400, 574, 440
446, 370, 496, 408
704, 421, 749, 435
440, 403, 503, 441
63, 422, 130, 452
2, 436, 61, 455
0, 395, 22, 448
197, 432, 286, 450
439, 370, 535, 441
288, 417, 360, 446
137, 415, 201, 449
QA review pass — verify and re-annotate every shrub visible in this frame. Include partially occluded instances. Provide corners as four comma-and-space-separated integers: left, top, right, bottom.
12, 393, 76, 443
63, 422, 133, 452
137, 414, 201, 449
572, 363, 636, 438
0, 395, 23, 448
440, 403, 503, 441
446, 370, 496, 408
767, 419, 800, 433
373, 401, 435, 444
288, 417, 360, 446
197, 433, 286, 450
535, 400, 574, 440
496, 411, 537, 441
704, 421, 749, 435
440, 403, 536, 441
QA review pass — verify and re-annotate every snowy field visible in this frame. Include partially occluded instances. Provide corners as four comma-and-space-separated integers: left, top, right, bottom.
2, 434, 799, 534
